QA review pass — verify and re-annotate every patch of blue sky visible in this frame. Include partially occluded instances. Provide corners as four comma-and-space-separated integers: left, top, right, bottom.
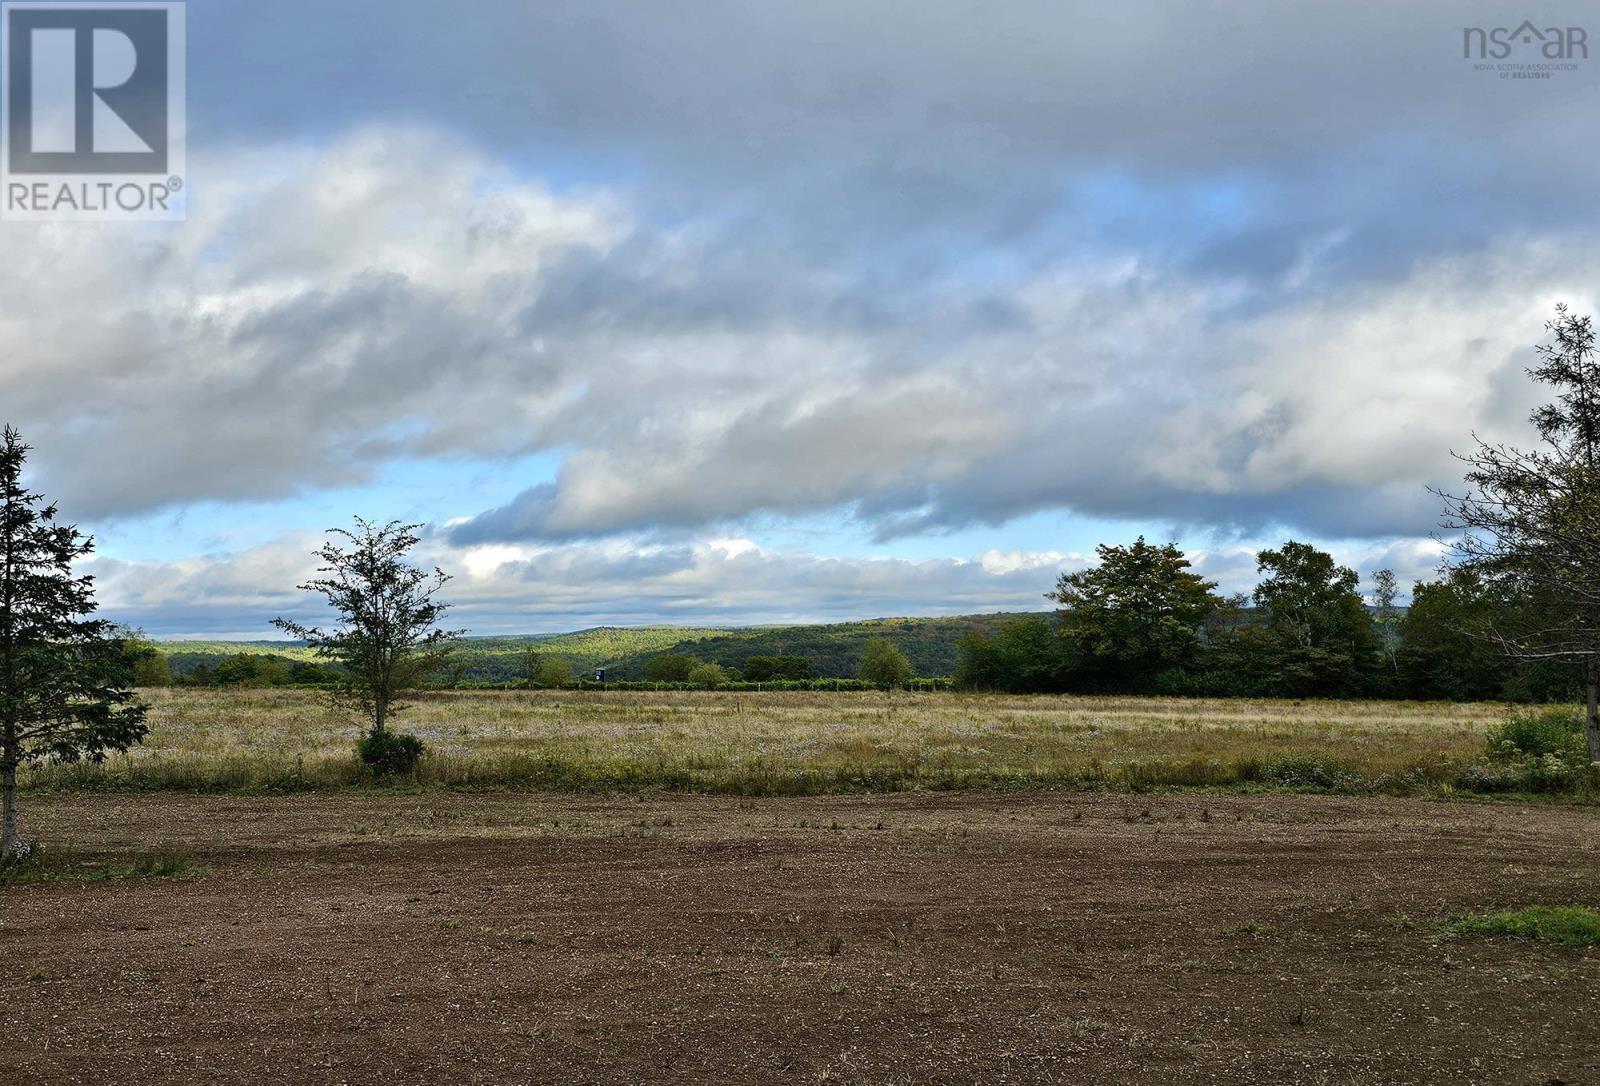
89, 450, 564, 561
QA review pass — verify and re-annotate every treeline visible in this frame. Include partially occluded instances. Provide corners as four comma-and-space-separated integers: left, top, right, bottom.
637, 652, 815, 685
134, 541, 1570, 702
122, 636, 342, 688
144, 638, 928, 692
161, 652, 341, 687
614, 615, 998, 680
955, 538, 1574, 701
523, 637, 917, 689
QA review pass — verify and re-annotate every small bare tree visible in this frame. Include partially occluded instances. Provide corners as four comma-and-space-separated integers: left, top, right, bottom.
274, 519, 462, 741
1439, 304, 1600, 761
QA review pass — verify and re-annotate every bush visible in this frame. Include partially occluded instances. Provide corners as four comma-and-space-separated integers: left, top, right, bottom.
356, 730, 426, 775
1259, 755, 1355, 790
1452, 762, 1520, 794
535, 656, 574, 687
1486, 706, 1587, 761
687, 663, 727, 689
858, 637, 913, 689
1517, 751, 1587, 792
644, 653, 700, 682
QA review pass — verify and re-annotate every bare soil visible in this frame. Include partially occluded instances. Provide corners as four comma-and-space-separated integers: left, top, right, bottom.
2, 792, 1597, 1085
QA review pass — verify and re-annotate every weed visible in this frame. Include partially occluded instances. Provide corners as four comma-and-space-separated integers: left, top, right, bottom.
1069, 1017, 1110, 1038
1445, 906, 1600, 947
1487, 707, 1588, 761
0, 848, 201, 885
1228, 920, 1275, 937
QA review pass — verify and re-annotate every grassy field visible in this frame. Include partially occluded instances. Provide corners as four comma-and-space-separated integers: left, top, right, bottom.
21, 687, 1540, 796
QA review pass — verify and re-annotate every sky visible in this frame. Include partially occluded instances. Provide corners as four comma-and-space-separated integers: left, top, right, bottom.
3, 1, 1598, 637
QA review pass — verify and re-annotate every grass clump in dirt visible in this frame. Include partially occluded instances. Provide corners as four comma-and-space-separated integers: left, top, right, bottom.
0, 847, 203, 886
1226, 920, 1276, 937
1445, 906, 1600, 947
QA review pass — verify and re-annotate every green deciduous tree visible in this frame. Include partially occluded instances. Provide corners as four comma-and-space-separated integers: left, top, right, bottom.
858, 637, 912, 689
273, 519, 462, 745
1252, 541, 1381, 696
112, 625, 173, 687
1048, 537, 1222, 690
741, 654, 813, 682
520, 648, 543, 690
953, 628, 1008, 690
535, 655, 573, 687
1, 427, 147, 858
1396, 569, 1534, 701
644, 653, 699, 682
687, 662, 727, 689
954, 617, 1076, 693
212, 653, 291, 687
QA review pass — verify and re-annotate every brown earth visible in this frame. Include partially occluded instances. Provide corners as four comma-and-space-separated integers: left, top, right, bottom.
1, 791, 1597, 1085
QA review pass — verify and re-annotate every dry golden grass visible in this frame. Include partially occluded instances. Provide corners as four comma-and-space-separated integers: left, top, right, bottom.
24, 687, 1520, 795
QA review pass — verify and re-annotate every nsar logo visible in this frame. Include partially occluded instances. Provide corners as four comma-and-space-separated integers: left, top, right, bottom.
1463, 20, 1588, 59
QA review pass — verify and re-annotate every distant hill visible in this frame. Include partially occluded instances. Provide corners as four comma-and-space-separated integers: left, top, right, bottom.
603, 614, 1040, 679
155, 613, 1047, 681
449, 628, 733, 680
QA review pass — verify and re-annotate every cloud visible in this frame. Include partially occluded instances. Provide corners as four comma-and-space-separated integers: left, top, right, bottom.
91, 526, 1445, 639
454, 233, 1600, 544
192, 1, 1591, 265
7, 1, 1599, 622
3, 124, 1590, 555
1, 128, 624, 516
88, 533, 1087, 638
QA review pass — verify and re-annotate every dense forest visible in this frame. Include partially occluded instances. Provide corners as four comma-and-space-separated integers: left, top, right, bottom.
953, 539, 1572, 702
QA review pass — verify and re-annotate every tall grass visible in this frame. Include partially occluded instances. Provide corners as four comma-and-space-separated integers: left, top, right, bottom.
19, 687, 1570, 798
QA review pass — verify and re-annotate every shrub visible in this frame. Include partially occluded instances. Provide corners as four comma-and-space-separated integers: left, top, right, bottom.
687, 663, 727, 689
1452, 762, 1519, 794
1259, 755, 1355, 790
1487, 706, 1587, 761
535, 656, 574, 687
1517, 751, 1586, 792
356, 730, 426, 775
858, 638, 912, 689
644, 653, 699, 682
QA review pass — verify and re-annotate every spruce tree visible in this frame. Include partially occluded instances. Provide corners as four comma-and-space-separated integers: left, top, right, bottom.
1442, 304, 1600, 760
0, 426, 148, 858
